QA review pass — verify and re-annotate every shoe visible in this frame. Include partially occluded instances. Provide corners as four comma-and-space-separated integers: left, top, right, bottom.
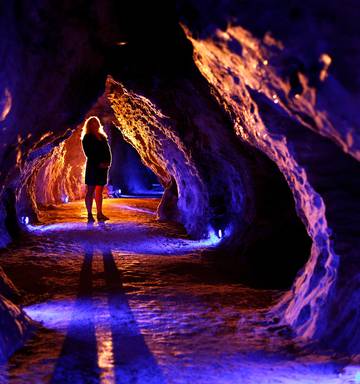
97, 214, 109, 221
87, 215, 95, 223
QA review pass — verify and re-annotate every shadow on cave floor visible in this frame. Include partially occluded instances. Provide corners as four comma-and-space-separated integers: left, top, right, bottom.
0, 199, 347, 383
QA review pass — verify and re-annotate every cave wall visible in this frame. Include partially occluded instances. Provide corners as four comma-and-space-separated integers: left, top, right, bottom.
106, 77, 255, 237
29, 112, 160, 210
0, 0, 124, 241
0, 1, 126, 356
0, 268, 31, 362
106, 76, 310, 288
33, 126, 86, 207
178, 0, 360, 352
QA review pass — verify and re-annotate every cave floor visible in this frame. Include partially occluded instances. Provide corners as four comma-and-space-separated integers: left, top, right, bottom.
0, 199, 352, 383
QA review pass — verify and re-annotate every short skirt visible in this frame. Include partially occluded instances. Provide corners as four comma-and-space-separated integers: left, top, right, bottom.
85, 163, 109, 186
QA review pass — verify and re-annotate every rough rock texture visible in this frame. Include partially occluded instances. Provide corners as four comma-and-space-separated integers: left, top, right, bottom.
0, 0, 359, 358
0, 0, 127, 358
178, 0, 360, 352
33, 127, 86, 208
0, 294, 31, 362
0, 269, 31, 362
0, 1, 117, 236
106, 76, 310, 287
0, 266, 20, 302
0, 206, 11, 249
16, 88, 161, 221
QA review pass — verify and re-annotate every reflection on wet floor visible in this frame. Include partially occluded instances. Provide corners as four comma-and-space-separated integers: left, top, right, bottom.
0, 199, 351, 384
50, 247, 165, 384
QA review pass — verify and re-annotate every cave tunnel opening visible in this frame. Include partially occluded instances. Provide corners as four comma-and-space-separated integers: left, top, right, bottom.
218, 143, 313, 290
200, 133, 313, 291
11, 80, 312, 293
0, 0, 312, 295
23, 112, 164, 221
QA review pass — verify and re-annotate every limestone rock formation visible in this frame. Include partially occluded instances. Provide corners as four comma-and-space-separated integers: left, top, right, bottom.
178, 0, 360, 352
0, 266, 20, 302
0, 295, 31, 362
0, 269, 31, 361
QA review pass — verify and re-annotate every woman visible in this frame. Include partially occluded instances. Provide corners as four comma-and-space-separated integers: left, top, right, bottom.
81, 116, 112, 222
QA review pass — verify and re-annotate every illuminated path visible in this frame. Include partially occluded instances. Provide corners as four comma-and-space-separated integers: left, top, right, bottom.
0, 199, 352, 383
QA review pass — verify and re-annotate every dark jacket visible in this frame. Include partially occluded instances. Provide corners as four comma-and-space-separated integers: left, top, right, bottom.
82, 133, 111, 166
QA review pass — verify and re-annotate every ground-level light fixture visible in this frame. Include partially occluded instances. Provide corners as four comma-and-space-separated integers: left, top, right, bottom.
20, 216, 30, 225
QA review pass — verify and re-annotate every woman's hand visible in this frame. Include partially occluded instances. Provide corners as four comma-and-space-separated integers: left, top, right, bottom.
99, 162, 110, 169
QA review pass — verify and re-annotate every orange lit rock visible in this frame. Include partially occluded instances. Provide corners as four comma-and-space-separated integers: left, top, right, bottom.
34, 126, 86, 208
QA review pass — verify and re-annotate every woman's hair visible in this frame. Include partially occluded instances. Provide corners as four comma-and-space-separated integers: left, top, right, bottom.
81, 116, 108, 139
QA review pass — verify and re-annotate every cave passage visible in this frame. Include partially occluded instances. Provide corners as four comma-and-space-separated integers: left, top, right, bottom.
0, 198, 345, 384
2, 0, 360, 380
30, 118, 163, 213
0, 64, 315, 383
14, 84, 312, 292
32, 114, 311, 290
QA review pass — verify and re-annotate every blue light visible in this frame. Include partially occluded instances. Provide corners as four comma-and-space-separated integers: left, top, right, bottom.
355, 371, 360, 383
218, 229, 223, 238
21, 216, 29, 225
205, 226, 222, 246
108, 185, 122, 198
23, 299, 91, 330
62, 195, 69, 203
27, 221, 224, 254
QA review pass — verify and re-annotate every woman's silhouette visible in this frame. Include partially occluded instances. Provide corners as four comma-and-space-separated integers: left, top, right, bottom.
81, 116, 112, 222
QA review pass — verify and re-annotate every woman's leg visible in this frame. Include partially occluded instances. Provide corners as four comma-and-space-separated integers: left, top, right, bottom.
95, 186, 103, 216
85, 185, 95, 219
95, 185, 109, 220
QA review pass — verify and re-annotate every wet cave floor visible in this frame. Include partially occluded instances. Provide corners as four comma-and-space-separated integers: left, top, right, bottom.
0, 199, 352, 383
